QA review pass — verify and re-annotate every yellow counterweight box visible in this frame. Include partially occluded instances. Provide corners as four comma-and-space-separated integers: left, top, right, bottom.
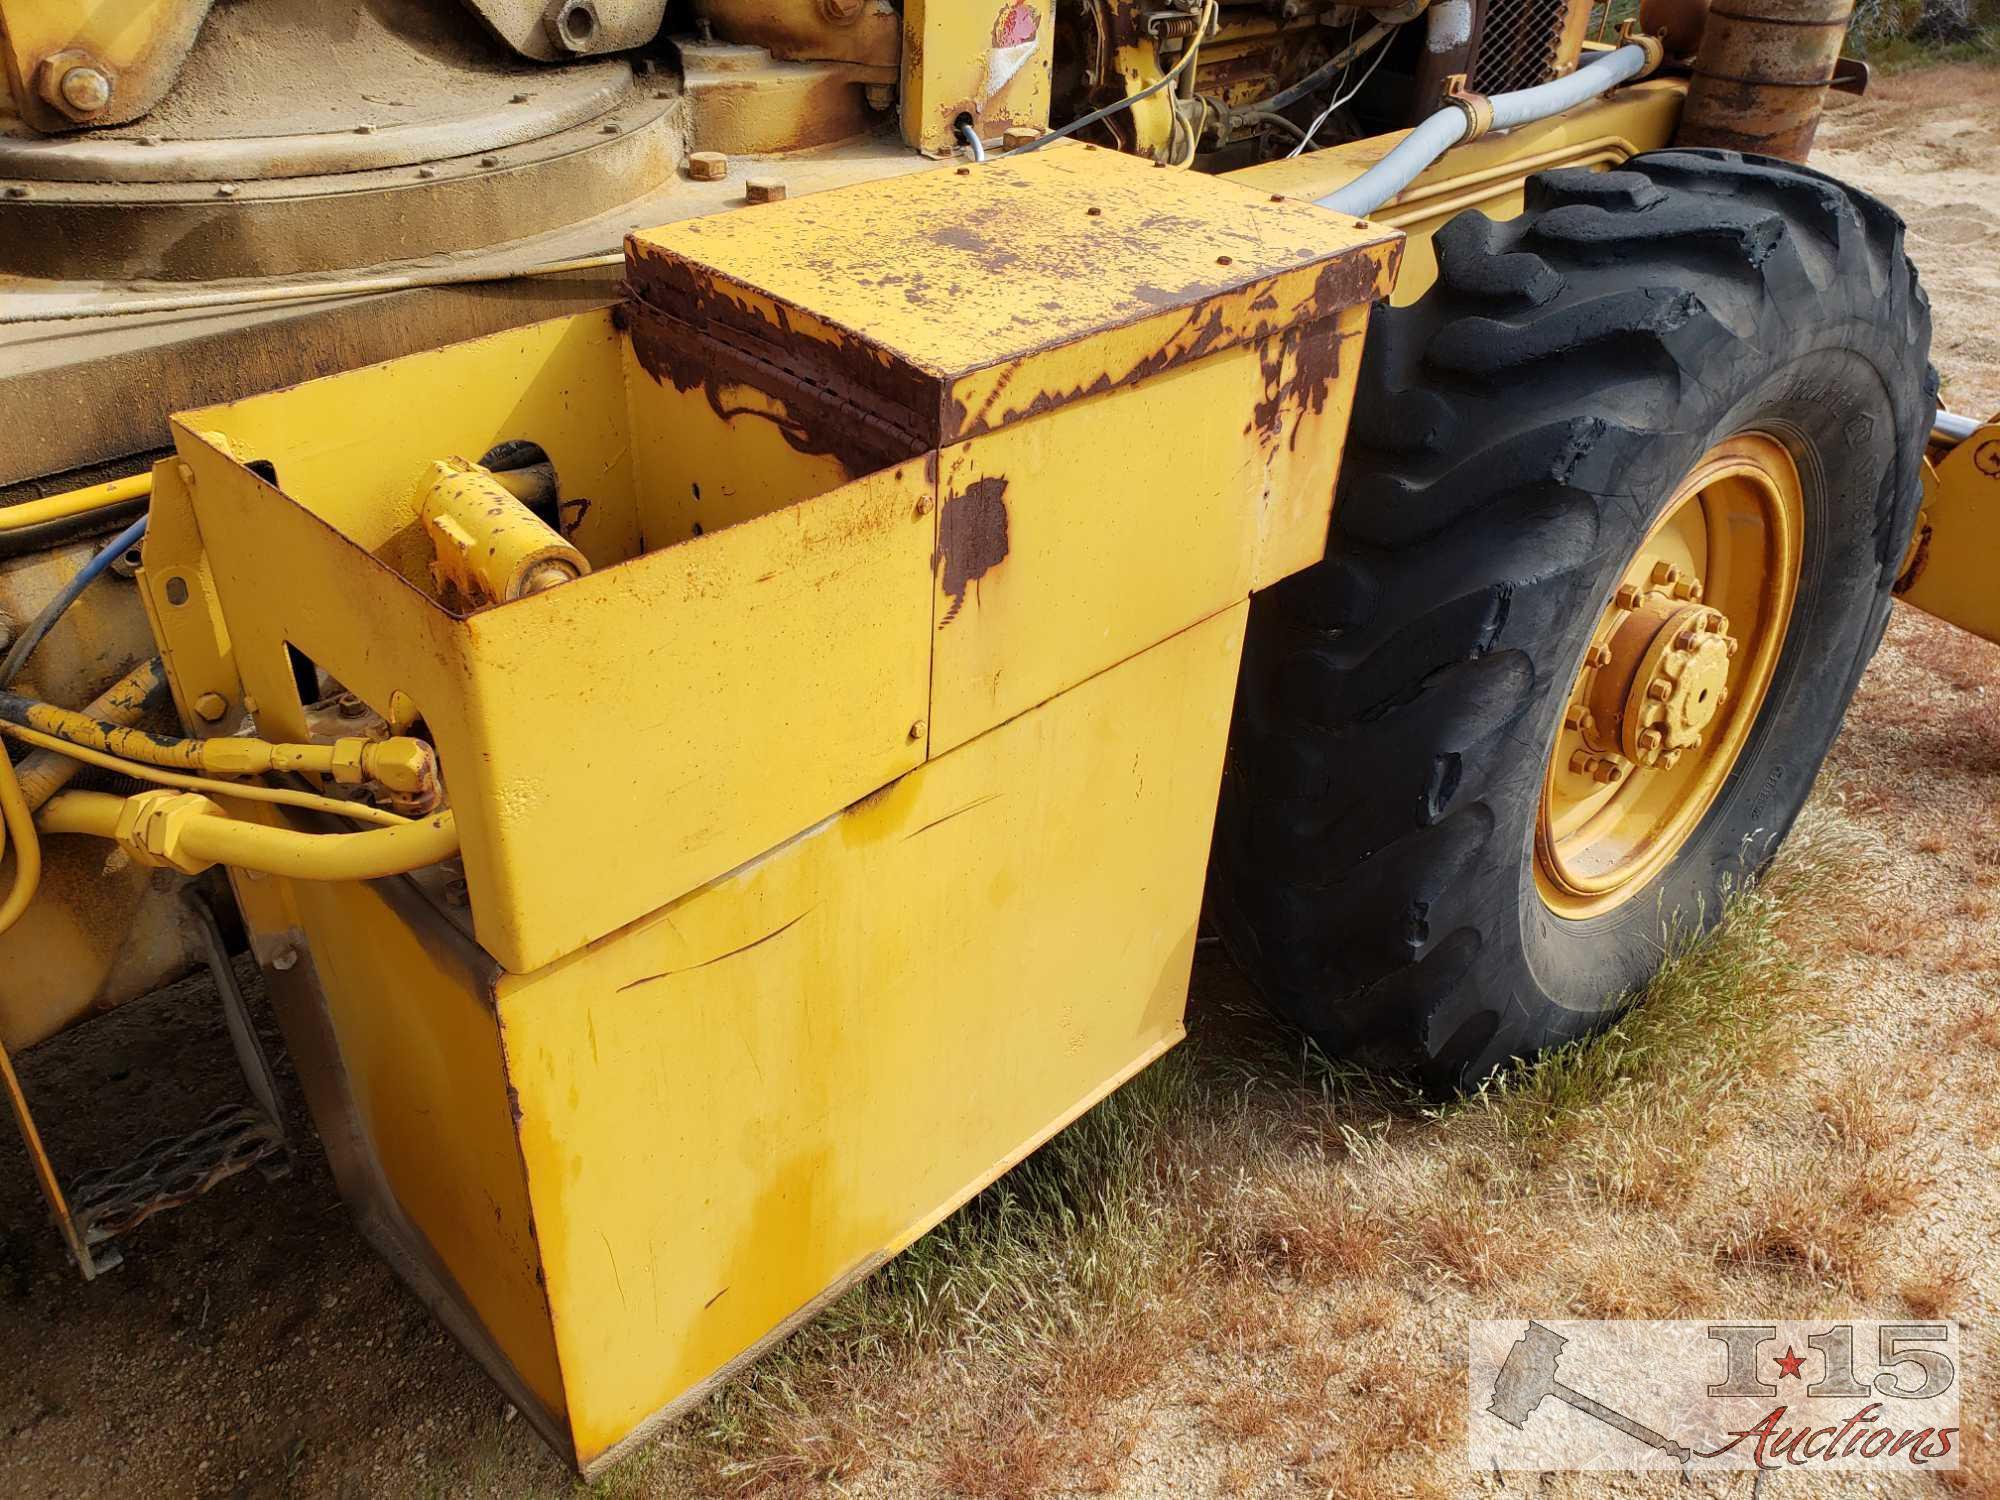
135, 145, 1399, 1469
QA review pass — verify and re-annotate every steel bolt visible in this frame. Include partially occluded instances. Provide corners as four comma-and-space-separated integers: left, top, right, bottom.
193, 692, 229, 723
1004, 126, 1040, 149
1593, 760, 1625, 785
1648, 560, 1681, 588
1563, 705, 1591, 731
59, 66, 112, 116
1585, 644, 1613, 669
1614, 583, 1644, 610
746, 177, 787, 204
908, 719, 926, 742
272, 946, 299, 972
1646, 677, 1672, 701
688, 151, 728, 181
1637, 728, 1664, 754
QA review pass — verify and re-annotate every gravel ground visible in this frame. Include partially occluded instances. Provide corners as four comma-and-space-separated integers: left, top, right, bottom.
2, 61, 1996, 1500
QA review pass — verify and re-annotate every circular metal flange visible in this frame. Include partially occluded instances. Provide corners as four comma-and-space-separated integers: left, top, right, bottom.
1535, 431, 1804, 918
0, 91, 680, 280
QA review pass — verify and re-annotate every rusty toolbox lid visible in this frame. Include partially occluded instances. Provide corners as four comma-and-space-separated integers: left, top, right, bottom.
623, 145, 1402, 457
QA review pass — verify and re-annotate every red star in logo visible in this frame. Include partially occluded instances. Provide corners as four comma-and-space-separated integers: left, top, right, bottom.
1773, 1346, 1807, 1380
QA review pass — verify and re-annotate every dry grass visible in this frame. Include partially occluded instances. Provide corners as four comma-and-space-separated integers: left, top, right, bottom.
550, 798, 1916, 1499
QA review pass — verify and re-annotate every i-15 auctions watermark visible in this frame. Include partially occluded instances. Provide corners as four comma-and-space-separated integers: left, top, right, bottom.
1468, 1320, 1960, 1471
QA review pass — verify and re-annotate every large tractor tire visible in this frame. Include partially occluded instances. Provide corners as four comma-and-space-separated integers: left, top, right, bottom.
1209, 149, 1935, 1092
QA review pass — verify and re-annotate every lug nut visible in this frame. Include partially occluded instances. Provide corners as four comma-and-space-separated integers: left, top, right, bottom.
1593, 760, 1625, 785
1646, 677, 1672, 701
746, 176, 787, 204
1586, 644, 1613, 669
1649, 561, 1682, 587
688, 151, 728, 181
1563, 705, 1591, 731
1614, 584, 1644, 610
1638, 728, 1664, 754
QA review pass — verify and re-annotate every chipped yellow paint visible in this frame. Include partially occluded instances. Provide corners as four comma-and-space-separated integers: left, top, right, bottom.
900, 0, 1054, 152
927, 301, 1370, 753
628, 146, 1400, 446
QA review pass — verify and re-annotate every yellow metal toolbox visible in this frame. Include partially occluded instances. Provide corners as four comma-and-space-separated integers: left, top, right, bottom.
136, 145, 1398, 1468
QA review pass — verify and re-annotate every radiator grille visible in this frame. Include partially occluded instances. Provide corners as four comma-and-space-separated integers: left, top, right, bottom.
1469, 0, 1575, 94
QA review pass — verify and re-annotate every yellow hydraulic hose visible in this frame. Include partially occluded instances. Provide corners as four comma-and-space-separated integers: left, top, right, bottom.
0, 747, 41, 937
0, 472, 152, 533
38, 791, 458, 882
0, 693, 437, 796
13, 657, 166, 810
1, 721, 410, 828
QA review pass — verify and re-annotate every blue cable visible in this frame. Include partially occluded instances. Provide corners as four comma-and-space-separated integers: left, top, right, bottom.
0, 512, 150, 688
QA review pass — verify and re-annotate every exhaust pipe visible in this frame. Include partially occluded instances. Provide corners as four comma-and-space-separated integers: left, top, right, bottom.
1676, 0, 1854, 161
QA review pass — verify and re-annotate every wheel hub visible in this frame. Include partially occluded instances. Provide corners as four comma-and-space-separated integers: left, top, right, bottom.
1536, 430, 1804, 917
1571, 574, 1741, 780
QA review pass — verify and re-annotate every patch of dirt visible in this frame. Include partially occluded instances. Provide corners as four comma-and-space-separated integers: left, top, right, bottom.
3, 61, 1998, 1500
1818, 64, 2000, 419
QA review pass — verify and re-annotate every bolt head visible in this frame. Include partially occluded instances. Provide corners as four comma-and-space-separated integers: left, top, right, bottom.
1646, 677, 1672, 701
1593, 760, 1625, 785
193, 692, 229, 723
1649, 560, 1682, 587
688, 150, 728, 181
1638, 728, 1663, 753
1563, 705, 1589, 731
1586, 644, 1613, 669
1614, 584, 1644, 610
908, 719, 927, 742
745, 176, 787, 204
272, 946, 299, 972
59, 66, 112, 116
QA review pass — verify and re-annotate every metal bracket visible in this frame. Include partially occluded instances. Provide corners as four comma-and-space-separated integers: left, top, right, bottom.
1440, 73, 1494, 141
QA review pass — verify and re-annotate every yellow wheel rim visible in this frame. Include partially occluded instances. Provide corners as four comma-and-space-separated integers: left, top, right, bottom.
1535, 431, 1804, 919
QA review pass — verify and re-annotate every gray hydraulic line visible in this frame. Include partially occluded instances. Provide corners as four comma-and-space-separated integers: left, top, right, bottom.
1934, 410, 1980, 444
1315, 42, 1653, 220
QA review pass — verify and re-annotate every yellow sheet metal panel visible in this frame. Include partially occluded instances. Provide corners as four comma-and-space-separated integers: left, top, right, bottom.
926, 303, 1367, 752
626, 146, 1402, 447
900, 0, 1054, 153
458, 457, 935, 959
1898, 422, 2000, 646
1229, 80, 1684, 303
171, 310, 934, 974
276, 871, 569, 1427
497, 602, 1247, 1468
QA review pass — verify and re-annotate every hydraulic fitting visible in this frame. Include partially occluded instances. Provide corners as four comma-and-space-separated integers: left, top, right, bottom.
418, 458, 589, 608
